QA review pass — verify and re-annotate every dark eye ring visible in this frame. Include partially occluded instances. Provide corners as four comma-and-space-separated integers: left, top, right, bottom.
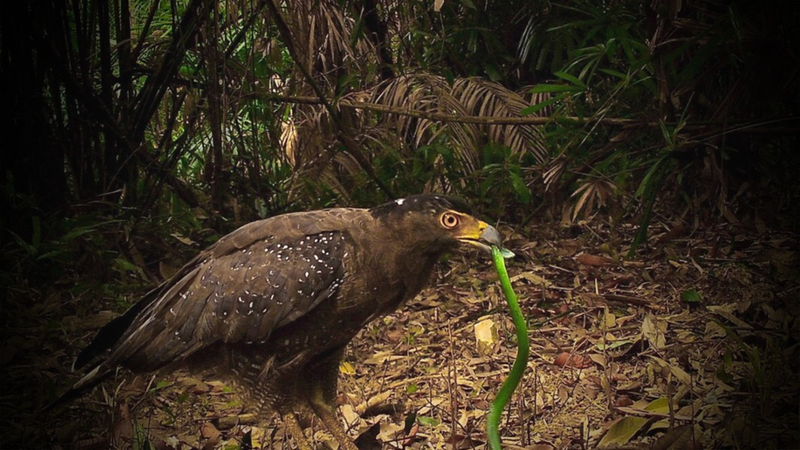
440, 212, 459, 229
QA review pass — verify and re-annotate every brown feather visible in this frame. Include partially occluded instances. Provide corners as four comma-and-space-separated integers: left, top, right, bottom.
66, 194, 501, 435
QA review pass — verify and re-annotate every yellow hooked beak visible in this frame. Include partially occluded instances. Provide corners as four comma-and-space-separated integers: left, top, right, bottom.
456, 219, 503, 253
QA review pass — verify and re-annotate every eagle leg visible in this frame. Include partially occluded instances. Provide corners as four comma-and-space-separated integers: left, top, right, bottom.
305, 346, 359, 450
282, 411, 313, 450
308, 399, 360, 450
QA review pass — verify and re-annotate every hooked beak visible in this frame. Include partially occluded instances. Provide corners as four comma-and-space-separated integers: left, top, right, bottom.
458, 221, 504, 253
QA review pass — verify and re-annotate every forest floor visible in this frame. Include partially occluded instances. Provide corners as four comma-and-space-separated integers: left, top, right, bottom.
5, 211, 800, 449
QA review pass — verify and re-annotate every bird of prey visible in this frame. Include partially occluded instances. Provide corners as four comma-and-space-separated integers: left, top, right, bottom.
61, 194, 505, 450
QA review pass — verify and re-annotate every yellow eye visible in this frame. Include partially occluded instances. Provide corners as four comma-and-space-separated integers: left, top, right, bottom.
440, 212, 460, 229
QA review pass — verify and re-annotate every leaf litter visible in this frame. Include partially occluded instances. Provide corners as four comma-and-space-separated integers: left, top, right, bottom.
6, 213, 800, 449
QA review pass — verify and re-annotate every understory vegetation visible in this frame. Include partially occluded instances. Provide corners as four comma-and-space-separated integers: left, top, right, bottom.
1, 0, 798, 448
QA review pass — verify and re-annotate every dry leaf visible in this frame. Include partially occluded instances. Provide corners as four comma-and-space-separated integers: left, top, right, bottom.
649, 424, 703, 450
598, 416, 648, 448
554, 352, 594, 369
510, 271, 552, 287
377, 422, 405, 444
339, 361, 356, 375
474, 318, 498, 355
603, 310, 616, 328
642, 314, 667, 350
708, 304, 753, 329
111, 402, 133, 445
200, 422, 221, 444
364, 351, 404, 365
576, 253, 613, 266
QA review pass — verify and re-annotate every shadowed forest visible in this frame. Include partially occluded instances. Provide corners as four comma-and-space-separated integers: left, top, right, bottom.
2, 0, 799, 449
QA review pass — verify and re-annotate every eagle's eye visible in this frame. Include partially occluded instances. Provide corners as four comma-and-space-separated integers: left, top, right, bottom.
440, 212, 460, 229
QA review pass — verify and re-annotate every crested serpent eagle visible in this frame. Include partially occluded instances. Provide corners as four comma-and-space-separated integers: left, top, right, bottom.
62, 194, 505, 450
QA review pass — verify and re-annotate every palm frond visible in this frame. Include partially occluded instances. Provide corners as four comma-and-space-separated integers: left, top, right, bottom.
365, 74, 549, 167
570, 178, 615, 221
277, 0, 378, 85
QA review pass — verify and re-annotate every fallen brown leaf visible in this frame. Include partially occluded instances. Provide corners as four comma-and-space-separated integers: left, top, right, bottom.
576, 253, 613, 266
200, 421, 221, 444
554, 352, 594, 369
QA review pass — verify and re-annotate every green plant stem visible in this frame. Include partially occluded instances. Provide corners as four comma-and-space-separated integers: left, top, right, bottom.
487, 246, 529, 450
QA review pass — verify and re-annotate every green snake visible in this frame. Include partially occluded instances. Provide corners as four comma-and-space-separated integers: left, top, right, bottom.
486, 246, 528, 449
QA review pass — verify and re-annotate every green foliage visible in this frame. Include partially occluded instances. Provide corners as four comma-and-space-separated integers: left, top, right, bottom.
627, 151, 678, 257
132, 422, 156, 450
474, 142, 532, 211
366, 138, 534, 218
372, 142, 454, 197
8, 0, 798, 249
2, 0, 797, 306
1, 212, 124, 291
513, 0, 800, 236
4, 2, 798, 448
417, 416, 440, 427
680, 289, 702, 304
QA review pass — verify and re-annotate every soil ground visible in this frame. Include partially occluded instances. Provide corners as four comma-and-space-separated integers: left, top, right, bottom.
4, 213, 799, 449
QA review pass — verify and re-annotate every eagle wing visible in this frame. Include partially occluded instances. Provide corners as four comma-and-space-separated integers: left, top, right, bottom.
75, 209, 355, 377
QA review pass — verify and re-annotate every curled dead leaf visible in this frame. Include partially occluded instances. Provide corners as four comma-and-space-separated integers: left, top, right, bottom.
554, 352, 594, 369
576, 253, 613, 266
615, 395, 634, 407
402, 423, 419, 446
200, 422, 221, 445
